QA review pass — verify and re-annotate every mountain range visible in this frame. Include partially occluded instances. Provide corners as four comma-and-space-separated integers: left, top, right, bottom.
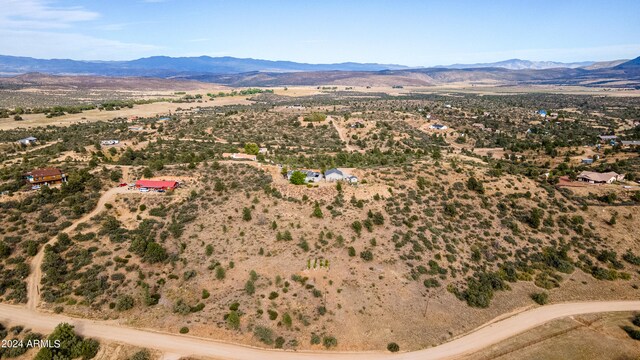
0, 55, 639, 88
435, 59, 597, 70
0, 55, 411, 77
0, 55, 631, 77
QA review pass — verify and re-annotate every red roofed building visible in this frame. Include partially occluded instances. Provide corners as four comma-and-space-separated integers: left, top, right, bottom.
135, 180, 179, 190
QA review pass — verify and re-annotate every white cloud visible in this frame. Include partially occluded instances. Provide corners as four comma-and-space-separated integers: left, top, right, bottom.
0, 29, 162, 60
0, 1, 162, 61
0, 0, 99, 30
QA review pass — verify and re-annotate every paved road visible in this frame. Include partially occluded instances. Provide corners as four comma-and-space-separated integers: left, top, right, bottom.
2, 301, 638, 359
25, 186, 129, 310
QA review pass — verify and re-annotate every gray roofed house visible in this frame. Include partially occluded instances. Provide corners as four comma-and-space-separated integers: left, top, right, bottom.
598, 135, 617, 141
621, 140, 640, 146
324, 168, 345, 181
324, 168, 358, 184
18, 136, 37, 145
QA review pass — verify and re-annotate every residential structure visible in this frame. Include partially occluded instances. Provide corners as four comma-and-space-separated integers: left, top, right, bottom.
24, 168, 66, 186
324, 168, 358, 183
581, 158, 594, 164
18, 136, 37, 145
577, 171, 624, 184
223, 153, 257, 161
621, 140, 640, 147
287, 170, 323, 183
598, 135, 617, 142
100, 140, 119, 146
135, 180, 179, 190
324, 168, 345, 182
430, 124, 448, 130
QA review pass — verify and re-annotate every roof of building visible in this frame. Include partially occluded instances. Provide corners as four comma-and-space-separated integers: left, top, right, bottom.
135, 180, 178, 188
288, 170, 321, 177
222, 153, 257, 160
622, 140, 640, 145
325, 168, 344, 177
27, 168, 63, 177
598, 135, 618, 140
577, 171, 619, 182
21, 136, 37, 141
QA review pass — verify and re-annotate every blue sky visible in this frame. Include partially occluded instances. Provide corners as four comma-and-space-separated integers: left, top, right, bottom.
1, 0, 639, 66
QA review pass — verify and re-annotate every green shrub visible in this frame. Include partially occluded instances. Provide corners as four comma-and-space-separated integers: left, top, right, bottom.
387, 342, 400, 352
115, 295, 134, 311
360, 250, 373, 261
130, 349, 151, 360
530, 292, 549, 305
254, 326, 274, 345
227, 310, 240, 329
322, 336, 337, 348
423, 278, 441, 288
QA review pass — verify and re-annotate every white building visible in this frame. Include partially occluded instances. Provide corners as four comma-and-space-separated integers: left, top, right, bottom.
324, 168, 358, 184
18, 136, 37, 145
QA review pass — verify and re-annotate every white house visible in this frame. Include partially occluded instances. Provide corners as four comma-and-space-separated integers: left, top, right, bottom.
324, 168, 358, 184
324, 168, 345, 182
18, 136, 37, 145
100, 140, 119, 146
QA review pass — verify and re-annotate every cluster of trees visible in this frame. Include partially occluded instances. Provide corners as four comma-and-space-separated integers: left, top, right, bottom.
34, 323, 99, 360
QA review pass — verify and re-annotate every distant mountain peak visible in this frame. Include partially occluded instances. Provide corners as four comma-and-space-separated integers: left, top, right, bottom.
436, 59, 595, 70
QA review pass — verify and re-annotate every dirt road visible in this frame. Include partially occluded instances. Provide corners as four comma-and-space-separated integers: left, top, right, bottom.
2, 301, 639, 359
330, 118, 359, 153
25, 186, 129, 310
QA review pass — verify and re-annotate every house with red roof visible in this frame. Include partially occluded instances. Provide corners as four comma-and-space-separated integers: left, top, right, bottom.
135, 179, 179, 190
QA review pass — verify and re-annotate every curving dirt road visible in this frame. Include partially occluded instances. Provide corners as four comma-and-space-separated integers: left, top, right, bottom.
25, 186, 129, 310
1, 301, 639, 359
